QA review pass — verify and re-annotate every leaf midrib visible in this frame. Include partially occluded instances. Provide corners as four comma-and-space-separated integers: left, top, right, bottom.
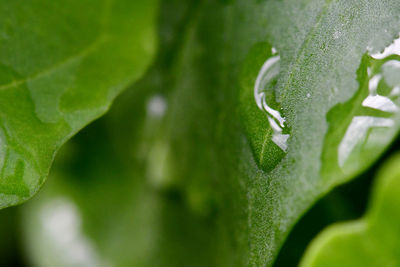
0, 0, 112, 92
0, 35, 108, 91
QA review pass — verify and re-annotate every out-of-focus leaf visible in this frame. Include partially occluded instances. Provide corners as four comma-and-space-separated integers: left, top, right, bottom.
22, 121, 223, 267
300, 152, 400, 267
21, 0, 400, 266
22, 3, 224, 266
0, 0, 157, 208
275, 159, 381, 266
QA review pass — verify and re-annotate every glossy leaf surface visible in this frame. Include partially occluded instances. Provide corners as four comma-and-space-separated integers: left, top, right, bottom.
0, 0, 157, 207
17, 0, 400, 266
154, 0, 400, 265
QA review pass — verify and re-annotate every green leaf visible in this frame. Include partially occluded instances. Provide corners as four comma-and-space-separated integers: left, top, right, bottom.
0, 0, 157, 208
300, 152, 400, 267
18, 0, 400, 266
153, 0, 400, 265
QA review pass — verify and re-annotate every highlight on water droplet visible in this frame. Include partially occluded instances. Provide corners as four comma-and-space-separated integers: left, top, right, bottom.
254, 48, 289, 151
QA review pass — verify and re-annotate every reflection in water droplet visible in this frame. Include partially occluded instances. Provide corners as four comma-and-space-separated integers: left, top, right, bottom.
362, 74, 399, 113
338, 116, 394, 167
325, 35, 400, 173
254, 48, 289, 151
382, 60, 400, 88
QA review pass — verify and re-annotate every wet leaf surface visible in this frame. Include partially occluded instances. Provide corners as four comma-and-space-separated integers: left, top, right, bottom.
8, 0, 400, 266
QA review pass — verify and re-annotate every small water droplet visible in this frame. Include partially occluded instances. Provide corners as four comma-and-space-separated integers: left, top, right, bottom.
306, 93, 311, 98
240, 42, 290, 171
254, 48, 290, 151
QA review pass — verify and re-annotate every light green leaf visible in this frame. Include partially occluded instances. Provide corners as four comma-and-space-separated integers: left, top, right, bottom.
300, 152, 400, 267
0, 0, 157, 208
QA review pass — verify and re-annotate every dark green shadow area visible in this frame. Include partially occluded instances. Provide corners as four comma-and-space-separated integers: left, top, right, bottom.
274, 136, 400, 267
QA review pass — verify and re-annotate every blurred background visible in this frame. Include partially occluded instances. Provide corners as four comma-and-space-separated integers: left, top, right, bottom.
0, 72, 398, 266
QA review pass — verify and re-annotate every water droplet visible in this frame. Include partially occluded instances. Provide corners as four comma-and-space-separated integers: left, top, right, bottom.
240, 42, 290, 171
306, 93, 311, 98
322, 34, 400, 178
254, 48, 290, 151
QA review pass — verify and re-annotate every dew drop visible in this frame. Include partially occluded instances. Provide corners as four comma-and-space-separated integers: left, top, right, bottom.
322, 34, 400, 177
254, 48, 289, 151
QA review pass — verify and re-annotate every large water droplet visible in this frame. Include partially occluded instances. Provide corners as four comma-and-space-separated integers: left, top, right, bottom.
322, 35, 400, 179
254, 48, 290, 151
239, 42, 290, 172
